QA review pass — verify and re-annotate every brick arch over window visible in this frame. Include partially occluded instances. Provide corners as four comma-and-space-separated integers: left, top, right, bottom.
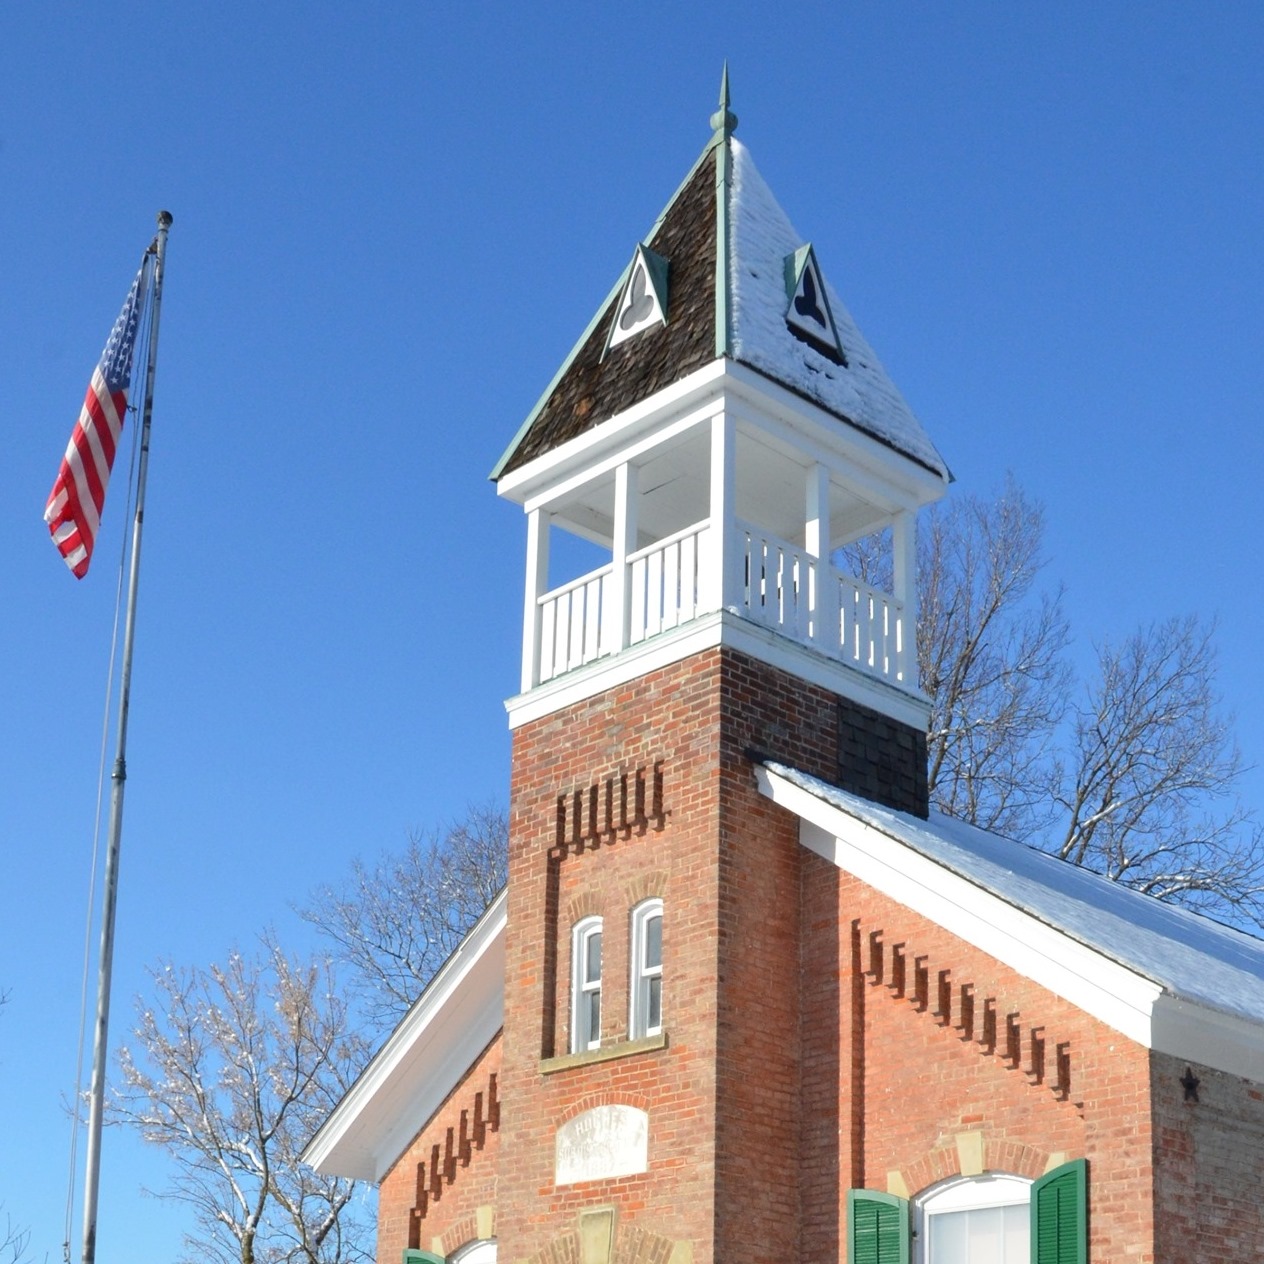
428, 1208, 496, 1259
448, 1238, 497, 1264
565, 890, 604, 924
520, 1216, 681, 1264
623, 871, 667, 906
889, 1130, 1060, 1198
558, 1088, 651, 1125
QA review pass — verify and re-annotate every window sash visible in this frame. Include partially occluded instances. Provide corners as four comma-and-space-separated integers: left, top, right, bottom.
571, 920, 602, 1052
630, 902, 663, 1039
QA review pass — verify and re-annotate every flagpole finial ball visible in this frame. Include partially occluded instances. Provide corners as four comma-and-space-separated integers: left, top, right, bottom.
157, 210, 173, 228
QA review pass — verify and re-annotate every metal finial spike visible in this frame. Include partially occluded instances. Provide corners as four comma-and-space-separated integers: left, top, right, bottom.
710, 62, 738, 137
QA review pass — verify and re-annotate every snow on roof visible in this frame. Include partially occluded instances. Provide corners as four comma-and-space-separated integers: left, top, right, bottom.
729, 139, 949, 479
765, 762, 1264, 1028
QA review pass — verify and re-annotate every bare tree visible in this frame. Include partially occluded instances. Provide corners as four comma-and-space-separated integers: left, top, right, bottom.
114, 941, 372, 1264
300, 804, 508, 1036
849, 477, 1264, 926
1054, 616, 1264, 923
843, 477, 1071, 840
916, 478, 1071, 840
0, 1208, 29, 1264
0, 996, 30, 1264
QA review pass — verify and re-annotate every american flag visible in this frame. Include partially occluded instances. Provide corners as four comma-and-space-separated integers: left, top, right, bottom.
45, 257, 153, 578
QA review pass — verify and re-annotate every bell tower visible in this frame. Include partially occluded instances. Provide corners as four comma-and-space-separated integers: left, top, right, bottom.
492, 75, 949, 1264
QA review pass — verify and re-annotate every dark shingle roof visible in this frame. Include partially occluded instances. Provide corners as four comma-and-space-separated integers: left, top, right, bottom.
496, 143, 720, 478
493, 121, 949, 483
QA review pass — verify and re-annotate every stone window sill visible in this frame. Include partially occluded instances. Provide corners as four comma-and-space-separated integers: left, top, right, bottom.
540, 1032, 668, 1074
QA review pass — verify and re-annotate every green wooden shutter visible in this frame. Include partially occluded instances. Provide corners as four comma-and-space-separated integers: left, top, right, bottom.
1030, 1158, 1087, 1264
403, 1251, 445, 1264
846, 1189, 910, 1264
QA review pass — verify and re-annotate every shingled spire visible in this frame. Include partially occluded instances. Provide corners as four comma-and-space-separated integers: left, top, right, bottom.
492, 74, 946, 483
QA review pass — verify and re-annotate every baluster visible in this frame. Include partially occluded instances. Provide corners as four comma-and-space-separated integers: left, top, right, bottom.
664, 539, 681, 629
863, 591, 876, 669
583, 575, 601, 662
568, 588, 586, 670
879, 597, 891, 678
680, 532, 697, 620
848, 582, 862, 664
646, 549, 663, 635
629, 555, 646, 645
555, 592, 570, 677
539, 599, 556, 683
774, 546, 786, 626
791, 553, 804, 636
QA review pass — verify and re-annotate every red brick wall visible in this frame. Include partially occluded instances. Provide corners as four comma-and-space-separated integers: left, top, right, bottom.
828, 870, 1158, 1263
500, 650, 725, 1263
710, 651, 843, 1261
377, 1035, 502, 1263
472, 636, 1187, 1264
1151, 1051, 1264, 1262
498, 647, 863, 1263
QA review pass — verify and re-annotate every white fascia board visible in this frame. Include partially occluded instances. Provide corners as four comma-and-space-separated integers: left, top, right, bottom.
496, 361, 730, 507
722, 361, 949, 507
506, 610, 932, 731
519, 398, 721, 518
497, 359, 948, 517
754, 767, 1163, 1049
727, 396, 936, 519
1151, 993, 1264, 1083
302, 891, 507, 1183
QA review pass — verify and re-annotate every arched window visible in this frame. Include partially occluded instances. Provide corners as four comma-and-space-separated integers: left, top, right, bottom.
570, 916, 603, 1053
447, 1241, 497, 1264
847, 1160, 1085, 1264
915, 1173, 1031, 1263
628, 899, 663, 1039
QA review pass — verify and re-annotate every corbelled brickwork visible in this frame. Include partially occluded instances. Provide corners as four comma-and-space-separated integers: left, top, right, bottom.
378, 1036, 502, 1261
805, 861, 1159, 1263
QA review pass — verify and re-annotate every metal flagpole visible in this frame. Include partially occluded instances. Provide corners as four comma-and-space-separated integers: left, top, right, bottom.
80, 209, 173, 1264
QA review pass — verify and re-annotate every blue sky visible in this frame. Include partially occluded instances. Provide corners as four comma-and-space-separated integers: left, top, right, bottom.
3, 3, 1263, 1260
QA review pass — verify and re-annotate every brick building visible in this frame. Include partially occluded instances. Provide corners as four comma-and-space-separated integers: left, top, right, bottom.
304, 82, 1264, 1264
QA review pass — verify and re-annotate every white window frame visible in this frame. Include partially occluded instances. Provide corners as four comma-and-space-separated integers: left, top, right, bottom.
915, 1172, 1032, 1264
628, 898, 663, 1039
570, 916, 603, 1053
448, 1241, 497, 1264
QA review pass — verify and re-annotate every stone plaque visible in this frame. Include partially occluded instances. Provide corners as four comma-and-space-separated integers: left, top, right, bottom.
555, 1105, 648, 1186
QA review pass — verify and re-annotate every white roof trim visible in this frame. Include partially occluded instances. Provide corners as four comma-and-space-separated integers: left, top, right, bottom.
497, 358, 947, 514
302, 890, 507, 1183
756, 765, 1264, 1081
756, 768, 1164, 1047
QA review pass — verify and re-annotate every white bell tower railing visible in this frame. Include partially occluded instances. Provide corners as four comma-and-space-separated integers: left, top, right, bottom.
520, 409, 918, 693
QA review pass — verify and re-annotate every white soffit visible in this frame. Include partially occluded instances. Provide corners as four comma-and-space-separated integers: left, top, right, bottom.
302, 890, 507, 1183
497, 358, 946, 516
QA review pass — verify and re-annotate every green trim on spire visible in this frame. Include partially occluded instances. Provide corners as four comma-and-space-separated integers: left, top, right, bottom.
713, 64, 734, 358
490, 71, 742, 482
489, 133, 723, 482
710, 61, 738, 140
